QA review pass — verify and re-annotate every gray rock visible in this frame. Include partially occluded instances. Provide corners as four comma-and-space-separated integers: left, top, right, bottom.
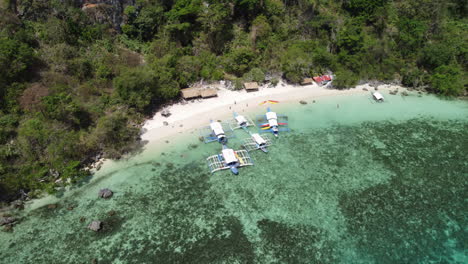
0, 217, 16, 226
362, 88, 368, 91
163, 121, 169, 126
3, 224, 13, 232
98, 188, 113, 199
47, 204, 58, 209
88, 221, 102, 232
11, 200, 24, 210
161, 109, 171, 117
402, 91, 409, 96
299, 100, 307, 105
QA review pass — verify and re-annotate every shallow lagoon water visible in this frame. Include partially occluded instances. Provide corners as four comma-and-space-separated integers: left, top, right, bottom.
1, 91, 467, 263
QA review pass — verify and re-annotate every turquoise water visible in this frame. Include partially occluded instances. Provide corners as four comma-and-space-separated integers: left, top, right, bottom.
1, 91, 467, 263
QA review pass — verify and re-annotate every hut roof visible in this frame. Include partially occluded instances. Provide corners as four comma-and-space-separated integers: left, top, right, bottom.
301, 78, 313, 85
201, 88, 217, 98
181, 88, 201, 99
244, 82, 259, 91
313, 76, 324, 83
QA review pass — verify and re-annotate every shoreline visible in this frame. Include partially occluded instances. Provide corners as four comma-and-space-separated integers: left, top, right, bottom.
9, 81, 406, 211
140, 81, 404, 145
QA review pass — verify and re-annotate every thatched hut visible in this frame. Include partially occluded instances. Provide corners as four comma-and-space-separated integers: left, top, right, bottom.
301, 78, 313, 85
181, 88, 201, 99
244, 82, 259, 92
201, 89, 218, 98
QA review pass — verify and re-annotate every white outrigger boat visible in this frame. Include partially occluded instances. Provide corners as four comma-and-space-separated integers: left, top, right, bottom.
242, 133, 273, 153
207, 145, 253, 174
198, 120, 235, 144
256, 107, 290, 137
229, 112, 255, 131
372, 91, 384, 102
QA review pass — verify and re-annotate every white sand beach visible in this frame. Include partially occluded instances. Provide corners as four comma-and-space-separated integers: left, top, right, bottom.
141, 81, 403, 143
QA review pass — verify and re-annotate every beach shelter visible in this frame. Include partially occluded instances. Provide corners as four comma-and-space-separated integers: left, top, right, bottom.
200, 88, 218, 98
313, 76, 324, 84
181, 88, 201, 99
244, 82, 259, 92
301, 78, 314, 85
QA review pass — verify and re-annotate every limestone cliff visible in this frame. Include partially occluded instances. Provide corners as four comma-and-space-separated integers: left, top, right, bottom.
10, 0, 135, 30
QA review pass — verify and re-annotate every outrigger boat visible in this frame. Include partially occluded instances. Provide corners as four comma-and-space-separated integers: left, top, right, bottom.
256, 107, 290, 137
206, 145, 253, 174
229, 112, 255, 131
198, 120, 235, 144
372, 91, 384, 102
242, 133, 273, 153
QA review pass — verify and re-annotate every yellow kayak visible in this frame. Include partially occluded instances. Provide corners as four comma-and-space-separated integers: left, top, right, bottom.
261, 126, 271, 130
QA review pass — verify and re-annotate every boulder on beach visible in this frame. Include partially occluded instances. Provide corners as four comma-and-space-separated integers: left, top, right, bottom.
0, 217, 17, 226
163, 121, 169, 126
88, 221, 102, 232
299, 100, 307, 105
362, 88, 368, 91
402, 91, 409, 96
98, 188, 113, 199
161, 109, 171, 117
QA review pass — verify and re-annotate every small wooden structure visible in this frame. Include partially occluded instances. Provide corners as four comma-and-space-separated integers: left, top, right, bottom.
301, 78, 313, 85
313, 75, 333, 85
201, 89, 218, 98
244, 82, 259, 92
181, 88, 201, 99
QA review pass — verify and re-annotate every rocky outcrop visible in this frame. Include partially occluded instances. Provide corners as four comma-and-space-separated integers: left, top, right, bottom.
14, 0, 135, 30
81, 0, 135, 30
88, 220, 102, 231
98, 188, 113, 199
0, 217, 17, 226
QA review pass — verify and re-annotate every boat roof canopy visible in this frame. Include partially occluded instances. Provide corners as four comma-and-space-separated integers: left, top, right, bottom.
222, 148, 238, 164
252, 133, 266, 145
235, 115, 247, 124
210, 122, 224, 135
266, 112, 277, 120
373, 92, 384, 100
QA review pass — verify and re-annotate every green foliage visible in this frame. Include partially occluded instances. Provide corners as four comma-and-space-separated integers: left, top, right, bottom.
344, 0, 388, 23
40, 93, 90, 128
332, 69, 359, 89
91, 111, 140, 158
243, 67, 265, 83
224, 47, 256, 76
420, 43, 455, 70
430, 64, 464, 95
0, 37, 35, 108
113, 67, 158, 111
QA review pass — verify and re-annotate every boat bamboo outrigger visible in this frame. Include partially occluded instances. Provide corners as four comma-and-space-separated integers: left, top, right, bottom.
229, 112, 255, 131
242, 133, 273, 153
206, 145, 254, 174
256, 107, 290, 137
198, 120, 235, 144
